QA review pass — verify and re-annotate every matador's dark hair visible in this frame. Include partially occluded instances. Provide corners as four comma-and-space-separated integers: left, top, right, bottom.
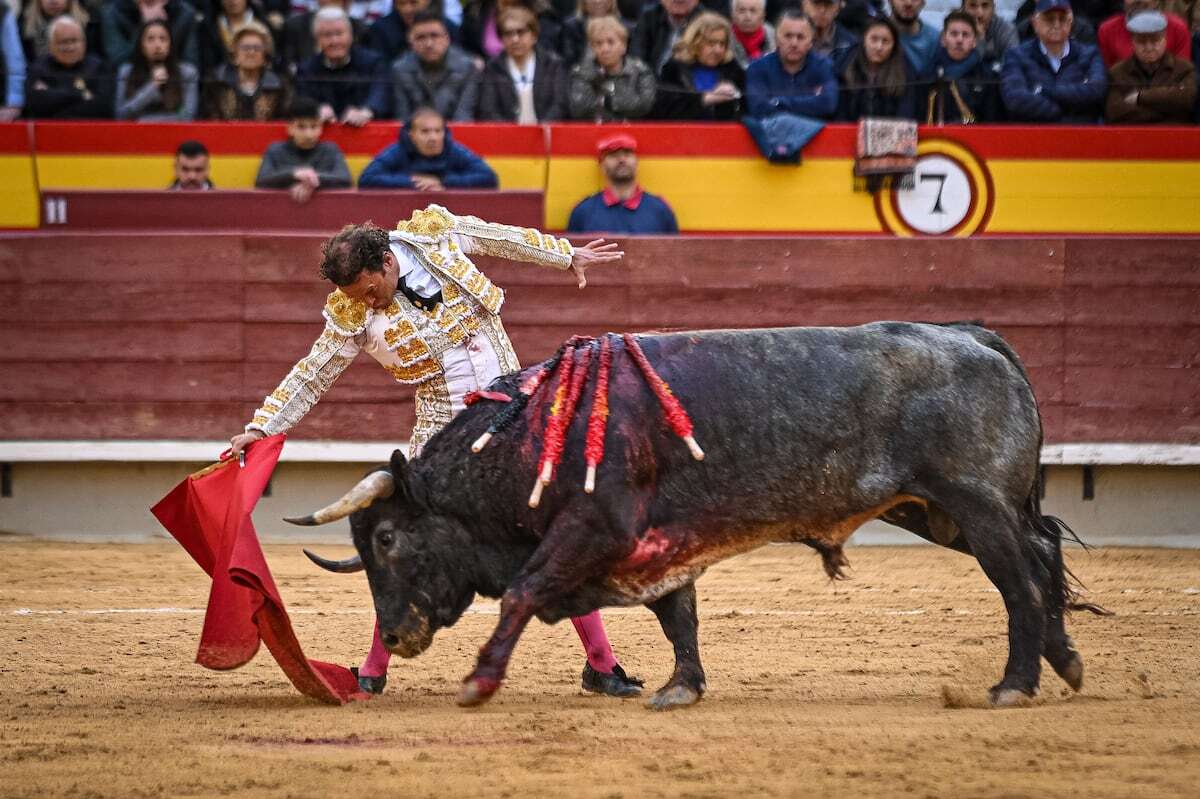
319, 222, 391, 286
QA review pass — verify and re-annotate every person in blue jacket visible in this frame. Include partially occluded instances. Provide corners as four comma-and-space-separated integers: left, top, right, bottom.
745, 9, 838, 118
358, 106, 499, 190
1000, 0, 1107, 122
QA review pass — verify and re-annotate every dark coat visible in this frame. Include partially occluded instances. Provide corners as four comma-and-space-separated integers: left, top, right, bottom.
365, 9, 460, 64
460, 0, 562, 59
1104, 53, 1197, 125
391, 44, 480, 122
629, 2, 702, 75
196, 2, 273, 76
357, 125, 498, 188
24, 53, 113, 118
255, 140, 352, 188
836, 49, 918, 121
282, 12, 368, 72
652, 58, 745, 121
101, 0, 200, 66
999, 38, 1107, 123
295, 45, 390, 117
476, 49, 568, 121
567, 54, 657, 121
203, 62, 289, 120
919, 48, 1003, 124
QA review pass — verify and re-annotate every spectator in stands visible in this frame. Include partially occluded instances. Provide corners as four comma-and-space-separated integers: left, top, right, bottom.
731, 0, 775, 67
631, 0, 704, 75
1001, 0, 1107, 122
654, 11, 745, 119
1105, 9, 1196, 120
962, 0, 1019, 61
836, 16, 917, 119
102, 0, 201, 67
568, 15, 656, 118
198, 0, 274, 76
892, 0, 940, 73
1, 2, 25, 120
368, 0, 459, 62
461, 0, 563, 60
283, 0, 368, 70
805, 0, 857, 71
1015, 0, 1101, 43
205, 22, 289, 118
19, 0, 100, 61
295, 6, 388, 125
115, 19, 199, 119
24, 16, 109, 117
255, 97, 353, 201
745, 10, 838, 118
477, 6, 568, 120
1097, 0, 1191, 65
169, 139, 214, 189
920, 9, 1002, 121
391, 11, 479, 120
561, 0, 630, 67
837, 0, 885, 35
567, 133, 679, 234
358, 105, 498, 188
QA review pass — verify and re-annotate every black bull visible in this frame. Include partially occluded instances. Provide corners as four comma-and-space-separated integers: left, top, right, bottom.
293, 322, 1094, 710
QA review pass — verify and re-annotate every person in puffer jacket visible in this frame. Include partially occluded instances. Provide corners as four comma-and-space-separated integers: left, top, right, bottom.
1000, 0, 1107, 122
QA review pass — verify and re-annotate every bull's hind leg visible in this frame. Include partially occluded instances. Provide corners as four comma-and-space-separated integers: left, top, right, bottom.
1030, 522, 1085, 692
645, 583, 706, 711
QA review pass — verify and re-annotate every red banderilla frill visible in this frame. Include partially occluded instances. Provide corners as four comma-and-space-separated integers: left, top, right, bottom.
584, 335, 613, 493
621, 333, 705, 462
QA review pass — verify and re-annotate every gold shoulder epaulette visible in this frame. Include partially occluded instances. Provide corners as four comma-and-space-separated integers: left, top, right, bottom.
322, 289, 369, 335
396, 205, 455, 239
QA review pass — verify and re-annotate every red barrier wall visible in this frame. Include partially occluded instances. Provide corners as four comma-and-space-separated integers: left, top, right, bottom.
0, 235, 1195, 444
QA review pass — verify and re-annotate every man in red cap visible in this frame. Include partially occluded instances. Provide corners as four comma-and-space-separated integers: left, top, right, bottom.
567, 134, 679, 234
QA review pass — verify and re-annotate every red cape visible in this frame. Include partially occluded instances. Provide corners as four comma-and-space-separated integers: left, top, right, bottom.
151, 435, 366, 704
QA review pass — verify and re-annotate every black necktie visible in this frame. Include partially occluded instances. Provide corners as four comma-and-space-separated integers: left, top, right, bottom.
396, 274, 443, 313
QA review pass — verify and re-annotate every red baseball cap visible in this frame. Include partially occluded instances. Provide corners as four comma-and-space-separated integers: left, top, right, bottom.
597, 133, 638, 159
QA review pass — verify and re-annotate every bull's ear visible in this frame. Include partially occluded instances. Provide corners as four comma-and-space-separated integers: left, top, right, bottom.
390, 448, 418, 505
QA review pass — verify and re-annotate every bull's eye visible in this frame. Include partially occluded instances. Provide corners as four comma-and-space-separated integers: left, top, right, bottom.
377, 530, 394, 548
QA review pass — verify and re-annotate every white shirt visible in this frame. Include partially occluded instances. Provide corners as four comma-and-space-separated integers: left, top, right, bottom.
506, 55, 538, 124
1038, 40, 1070, 73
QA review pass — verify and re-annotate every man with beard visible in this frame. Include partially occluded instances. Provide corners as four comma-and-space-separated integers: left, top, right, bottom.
567, 133, 678, 234
891, 0, 941, 73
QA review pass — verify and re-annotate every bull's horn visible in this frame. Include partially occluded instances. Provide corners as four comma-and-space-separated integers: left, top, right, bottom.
283, 470, 395, 526
302, 548, 364, 573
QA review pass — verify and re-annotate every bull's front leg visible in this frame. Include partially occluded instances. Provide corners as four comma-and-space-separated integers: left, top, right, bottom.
645, 582, 706, 710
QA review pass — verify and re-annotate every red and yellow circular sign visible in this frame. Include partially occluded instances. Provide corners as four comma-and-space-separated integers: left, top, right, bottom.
875, 138, 995, 237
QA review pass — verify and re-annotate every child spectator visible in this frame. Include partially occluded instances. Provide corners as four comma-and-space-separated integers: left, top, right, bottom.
255, 97, 353, 203
24, 16, 110, 118
1104, 9, 1196, 121
568, 15, 656, 119
205, 23, 289, 119
358, 106, 498, 189
476, 5, 569, 121
115, 19, 199, 120
654, 11, 745, 119
837, 16, 917, 120
920, 9, 1003, 122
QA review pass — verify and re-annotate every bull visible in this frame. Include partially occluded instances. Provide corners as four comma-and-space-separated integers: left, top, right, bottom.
291, 322, 1093, 710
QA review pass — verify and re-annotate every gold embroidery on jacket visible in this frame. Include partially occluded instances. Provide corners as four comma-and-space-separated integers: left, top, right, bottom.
323, 290, 369, 335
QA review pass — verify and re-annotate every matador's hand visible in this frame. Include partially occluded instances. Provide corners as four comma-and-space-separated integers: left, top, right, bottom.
570, 238, 623, 289
227, 430, 265, 459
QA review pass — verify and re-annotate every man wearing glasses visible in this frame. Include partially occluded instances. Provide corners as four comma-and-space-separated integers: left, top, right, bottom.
1001, 0, 1108, 122
391, 10, 480, 121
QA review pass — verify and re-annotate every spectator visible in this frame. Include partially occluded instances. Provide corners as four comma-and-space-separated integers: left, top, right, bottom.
367, 0, 460, 62
1105, 9, 1195, 120
837, 16, 918, 119
919, 9, 1002, 121
1015, 0, 1101, 42
477, 6, 568, 120
198, 0, 274, 76
568, 14, 656, 118
24, 16, 109, 117
19, 0, 100, 61
805, 0, 857, 71
205, 22, 289, 118
892, 0, 940, 73
102, 0, 201, 68
461, 0, 563, 60
295, 5, 389, 125
2, 2, 25, 120
1001, 0, 1107, 122
962, 0, 1019, 61
283, 0, 368, 70
255, 96, 352, 202
837, 0, 886, 35
654, 11, 745, 119
731, 0, 775, 67
358, 105, 498, 188
631, 0, 707, 75
1097, 0, 1190, 65
115, 19, 199, 119
391, 10, 479, 120
745, 9, 838, 118
169, 139, 214, 189
561, 0, 631, 67
567, 133, 678, 234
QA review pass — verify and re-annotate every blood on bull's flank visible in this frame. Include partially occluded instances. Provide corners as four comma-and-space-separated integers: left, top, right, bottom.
294, 322, 1105, 711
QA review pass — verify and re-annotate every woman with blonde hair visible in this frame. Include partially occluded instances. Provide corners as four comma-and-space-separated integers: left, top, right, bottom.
567, 14, 655, 119
204, 22, 289, 119
654, 11, 744, 119
20, 0, 98, 59
559, 0, 630, 66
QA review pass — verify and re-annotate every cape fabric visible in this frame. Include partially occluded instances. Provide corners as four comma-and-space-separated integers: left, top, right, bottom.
150, 434, 366, 705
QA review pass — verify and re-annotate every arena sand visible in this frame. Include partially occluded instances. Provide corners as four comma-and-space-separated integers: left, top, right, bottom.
2, 540, 1198, 798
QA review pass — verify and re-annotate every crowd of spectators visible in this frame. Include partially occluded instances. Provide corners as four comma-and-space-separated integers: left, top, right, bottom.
1, 0, 1197, 123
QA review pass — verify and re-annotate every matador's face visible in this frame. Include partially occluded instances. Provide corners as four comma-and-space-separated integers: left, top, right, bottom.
340, 253, 399, 311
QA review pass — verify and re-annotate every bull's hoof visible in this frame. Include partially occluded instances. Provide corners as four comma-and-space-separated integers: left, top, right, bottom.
457, 676, 500, 707
646, 684, 702, 711
1055, 651, 1084, 692
988, 686, 1037, 708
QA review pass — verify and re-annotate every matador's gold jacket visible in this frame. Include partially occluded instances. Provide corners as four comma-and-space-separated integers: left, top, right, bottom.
245, 205, 575, 451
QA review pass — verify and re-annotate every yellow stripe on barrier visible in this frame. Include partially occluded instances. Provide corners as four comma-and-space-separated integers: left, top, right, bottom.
0, 154, 40, 228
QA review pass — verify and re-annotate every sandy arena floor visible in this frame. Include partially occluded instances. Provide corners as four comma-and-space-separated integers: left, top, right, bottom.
2, 540, 1198, 798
